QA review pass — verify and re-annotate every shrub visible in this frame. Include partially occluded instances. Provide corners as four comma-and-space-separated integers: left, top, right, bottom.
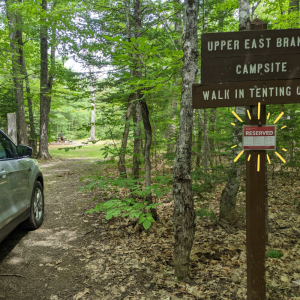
196, 208, 216, 220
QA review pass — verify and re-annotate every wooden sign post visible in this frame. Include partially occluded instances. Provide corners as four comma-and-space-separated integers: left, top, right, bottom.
193, 19, 299, 300
247, 20, 267, 300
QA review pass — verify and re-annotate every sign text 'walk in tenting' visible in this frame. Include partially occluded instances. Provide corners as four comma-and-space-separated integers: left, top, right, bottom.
192, 79, 300, 108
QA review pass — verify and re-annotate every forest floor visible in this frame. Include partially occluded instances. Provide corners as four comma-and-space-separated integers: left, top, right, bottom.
0, 158, 300, 300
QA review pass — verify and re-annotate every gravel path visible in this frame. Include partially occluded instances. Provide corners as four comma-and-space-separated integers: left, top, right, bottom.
0, 159, 104, 300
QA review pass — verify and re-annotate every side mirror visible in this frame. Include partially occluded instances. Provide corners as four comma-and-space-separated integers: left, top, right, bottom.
17, 145, 33, 158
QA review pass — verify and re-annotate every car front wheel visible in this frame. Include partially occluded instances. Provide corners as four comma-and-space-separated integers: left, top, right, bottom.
22, 181, 44, 230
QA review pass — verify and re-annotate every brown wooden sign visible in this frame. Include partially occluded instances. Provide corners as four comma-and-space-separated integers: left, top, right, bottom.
201, 28, 300, 84
193, 19, 298, 300
201, 54, 300, 83
201, 28, 300, 58
193, 79, 300, 109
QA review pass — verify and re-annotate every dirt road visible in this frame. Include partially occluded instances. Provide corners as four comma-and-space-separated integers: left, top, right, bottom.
0, 159, 186, 300
0, 159, 105, 300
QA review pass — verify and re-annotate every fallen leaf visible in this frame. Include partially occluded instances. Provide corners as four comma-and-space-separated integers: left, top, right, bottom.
73, 288, 89, 300
292, 279, 300, 286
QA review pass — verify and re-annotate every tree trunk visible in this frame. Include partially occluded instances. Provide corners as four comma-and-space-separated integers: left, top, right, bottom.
198, 109, 211, 172
219, 0, 250, 224
239, 0, 251, 31
200, 109, 207, 172
173, 0, 199, 281
140, 97, 158, 221
22, 55, 37, 153
167, 0, 182, 153
219, 112, 243, 225
132, 0, 158, 220
195, 110, 203, 168
5, 0, 28, 146
218, 0, 226, 31
132, 0, 143, 180
132, 100, 142, 180
118, 0, 134, 178
90, 102, 96, 140
152, 121, 158, 173
203, 109, 211, 170
289, 0, 299, 13
219, 150, 242, 224
38, 0, 56, 159
167, 99, 177, 153
289, 0, 299, 27
38, 0, 50, 158
208, 108, 217, 155
124, 0, 131, 42
118, 94, 134, 177
265, 162, 268, 245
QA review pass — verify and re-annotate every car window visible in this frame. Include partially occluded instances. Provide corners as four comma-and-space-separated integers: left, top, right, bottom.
10, 142, 17, 157
0, 134, 14, 160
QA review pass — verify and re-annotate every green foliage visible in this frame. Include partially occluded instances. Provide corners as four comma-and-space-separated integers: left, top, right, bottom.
79, 173, 171, 229
195, 208, 216, 220
86, 198, 160, 230
191, 166, 227, 199
266, 250, 283, 259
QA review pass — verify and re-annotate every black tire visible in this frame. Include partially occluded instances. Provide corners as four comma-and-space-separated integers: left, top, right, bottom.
22, 181, 44, 230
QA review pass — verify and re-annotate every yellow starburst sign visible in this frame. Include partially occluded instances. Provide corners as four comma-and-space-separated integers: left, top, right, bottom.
232, 105, 287, 171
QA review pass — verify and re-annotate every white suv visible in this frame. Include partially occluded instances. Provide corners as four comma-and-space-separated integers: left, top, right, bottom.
0, 129, 44, 243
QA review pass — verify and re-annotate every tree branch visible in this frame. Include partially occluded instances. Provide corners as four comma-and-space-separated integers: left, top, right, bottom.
251, 0, 262, 21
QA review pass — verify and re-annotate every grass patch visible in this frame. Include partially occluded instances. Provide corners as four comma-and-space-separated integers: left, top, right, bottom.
49, 140, 112, 160
196, 208, 216, 220
266, 249, 282, 259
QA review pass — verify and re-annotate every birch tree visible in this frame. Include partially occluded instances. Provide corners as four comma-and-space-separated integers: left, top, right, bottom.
219, 0, 250, 224
239, 0, 251, 31
5, 0, 28, 145
173, 0, 199, 281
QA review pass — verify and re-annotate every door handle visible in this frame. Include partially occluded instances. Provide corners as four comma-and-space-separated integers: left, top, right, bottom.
27, 167, 31, 171
0, 170, 8, 178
